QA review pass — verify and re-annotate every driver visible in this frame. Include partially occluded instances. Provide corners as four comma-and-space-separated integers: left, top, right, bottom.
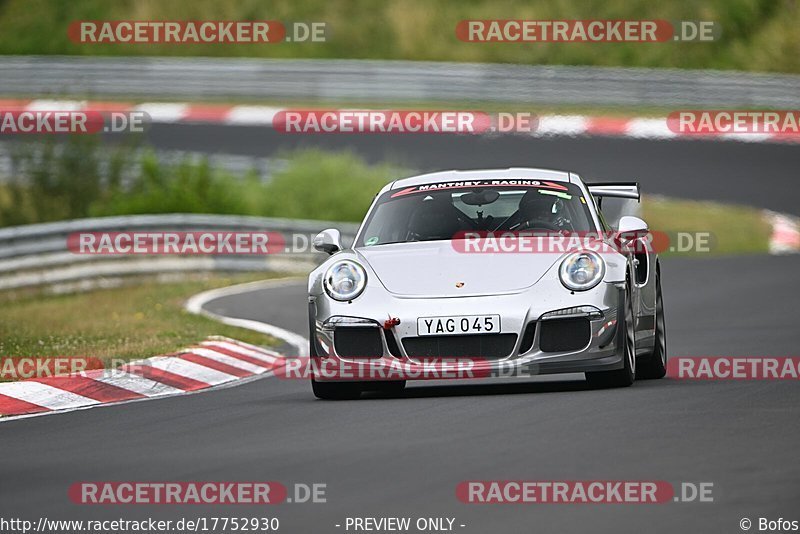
508, 190, 558, 230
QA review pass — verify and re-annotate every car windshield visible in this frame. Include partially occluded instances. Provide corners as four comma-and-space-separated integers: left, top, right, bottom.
356, 180, 596, 247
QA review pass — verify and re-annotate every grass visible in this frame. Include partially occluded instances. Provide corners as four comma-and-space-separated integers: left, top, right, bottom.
0, 0, 798, 73
0, 272, 288, 366
642, 195, 772, 256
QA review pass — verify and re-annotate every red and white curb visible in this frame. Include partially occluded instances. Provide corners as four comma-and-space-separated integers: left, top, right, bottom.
2, 98, 800, 144
766, 211, 800, 254
0, 337, 285, 420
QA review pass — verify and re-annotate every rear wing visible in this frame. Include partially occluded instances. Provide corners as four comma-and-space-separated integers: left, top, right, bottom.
586, 182, 641, 206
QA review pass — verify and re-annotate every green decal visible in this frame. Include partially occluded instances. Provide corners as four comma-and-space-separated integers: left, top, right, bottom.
540, 190, 572, 200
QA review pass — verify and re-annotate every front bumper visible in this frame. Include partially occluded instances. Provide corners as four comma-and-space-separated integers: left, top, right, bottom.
310, 281, 626, 382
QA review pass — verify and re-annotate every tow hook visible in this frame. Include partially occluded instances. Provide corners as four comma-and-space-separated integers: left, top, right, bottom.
383, 316, 401, 330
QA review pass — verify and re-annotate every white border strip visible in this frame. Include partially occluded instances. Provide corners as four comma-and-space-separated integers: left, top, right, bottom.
765, 210, 800, 254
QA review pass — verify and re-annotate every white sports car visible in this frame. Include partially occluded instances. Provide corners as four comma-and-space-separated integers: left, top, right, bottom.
307, 168, 667, 399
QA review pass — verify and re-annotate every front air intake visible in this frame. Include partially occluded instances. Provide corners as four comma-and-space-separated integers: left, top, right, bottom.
333, 326, 384, 358
539, 318, 591, 352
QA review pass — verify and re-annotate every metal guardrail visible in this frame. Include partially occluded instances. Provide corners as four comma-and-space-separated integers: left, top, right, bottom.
1, 56, 799, 107
0, 214, 359, 290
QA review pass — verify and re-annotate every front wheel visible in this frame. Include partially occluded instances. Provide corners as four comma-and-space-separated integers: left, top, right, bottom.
637, 267, 667, 379
586, 281, 636, 389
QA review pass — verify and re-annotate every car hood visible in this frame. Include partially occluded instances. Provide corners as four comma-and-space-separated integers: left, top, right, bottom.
357, 241, 562, 297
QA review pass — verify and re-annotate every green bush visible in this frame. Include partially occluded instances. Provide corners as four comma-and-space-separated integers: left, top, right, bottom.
1, 136, 113, 226
259, 149, 399, 221
90, 151, 255, 216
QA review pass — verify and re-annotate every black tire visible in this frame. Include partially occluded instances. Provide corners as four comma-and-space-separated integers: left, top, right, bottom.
311, 376, 362, 400
637, 267, 667, 379
586, 280, 636, 388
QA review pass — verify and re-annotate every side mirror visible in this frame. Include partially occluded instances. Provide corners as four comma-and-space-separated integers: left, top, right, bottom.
313, 229, 343, 255
617, 215, 648, 234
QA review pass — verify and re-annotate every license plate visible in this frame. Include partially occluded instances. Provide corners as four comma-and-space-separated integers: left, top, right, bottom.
417, 315, 500, 336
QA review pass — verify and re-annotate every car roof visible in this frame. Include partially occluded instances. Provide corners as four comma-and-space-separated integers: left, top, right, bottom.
383, 168, 577, 195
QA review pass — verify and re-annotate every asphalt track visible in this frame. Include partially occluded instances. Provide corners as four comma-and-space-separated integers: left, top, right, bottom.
1, 131, 799, 533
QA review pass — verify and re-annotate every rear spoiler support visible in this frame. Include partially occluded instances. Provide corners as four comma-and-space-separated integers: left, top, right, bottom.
586, 182, 640, 208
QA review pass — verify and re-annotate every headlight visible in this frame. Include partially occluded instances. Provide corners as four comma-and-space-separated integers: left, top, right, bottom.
559, 251, 605, 291
323, 260, 367, 301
